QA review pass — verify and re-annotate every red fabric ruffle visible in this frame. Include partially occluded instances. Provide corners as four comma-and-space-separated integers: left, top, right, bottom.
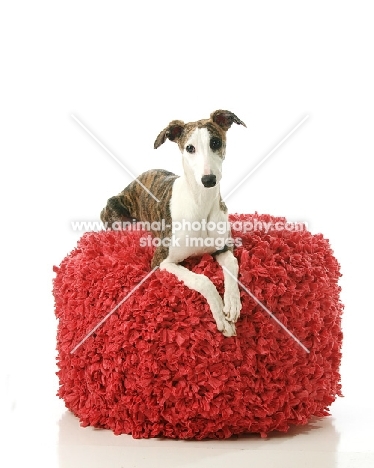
53, 213, 343, 439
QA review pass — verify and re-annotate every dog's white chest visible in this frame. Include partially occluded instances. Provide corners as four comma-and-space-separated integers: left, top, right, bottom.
167, 178, 230, 263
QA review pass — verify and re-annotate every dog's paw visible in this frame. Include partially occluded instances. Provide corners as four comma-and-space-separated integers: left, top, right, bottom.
222, 319, 237, 337
199, 282, 237, 337
215, 314, 237, 337
223, 288, 242, 323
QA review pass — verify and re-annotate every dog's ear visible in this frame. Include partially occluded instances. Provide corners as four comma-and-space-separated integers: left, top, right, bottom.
210, 110, 246, 131
154, 120, 185, 149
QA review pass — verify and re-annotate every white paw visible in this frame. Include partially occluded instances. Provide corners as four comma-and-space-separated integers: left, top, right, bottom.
215, 313, 237, 337
223, 287, 242, 323
208, 294, 236, 337
222, 318, 237, 337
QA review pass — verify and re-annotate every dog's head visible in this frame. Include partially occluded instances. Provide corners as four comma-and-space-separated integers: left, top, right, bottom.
154, 110, 246, 188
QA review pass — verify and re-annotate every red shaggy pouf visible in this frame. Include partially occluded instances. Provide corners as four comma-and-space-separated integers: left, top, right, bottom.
53, 213, 343, 439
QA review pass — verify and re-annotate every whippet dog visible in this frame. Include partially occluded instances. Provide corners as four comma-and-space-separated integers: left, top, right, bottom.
101, 110, 246, 336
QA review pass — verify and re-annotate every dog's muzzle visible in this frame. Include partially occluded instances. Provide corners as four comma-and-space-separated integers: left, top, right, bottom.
201, 174, 216, 188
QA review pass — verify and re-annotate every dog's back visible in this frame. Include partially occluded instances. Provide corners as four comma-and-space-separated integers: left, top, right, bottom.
101, 168, 178, 239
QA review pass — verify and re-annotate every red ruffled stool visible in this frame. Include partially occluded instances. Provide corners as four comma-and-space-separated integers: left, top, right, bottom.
53, 213, 343, 439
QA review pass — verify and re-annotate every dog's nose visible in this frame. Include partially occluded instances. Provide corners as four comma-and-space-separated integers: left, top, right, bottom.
201, 174, 216, 188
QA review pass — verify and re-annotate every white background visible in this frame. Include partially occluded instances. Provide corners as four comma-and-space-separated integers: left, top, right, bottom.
1, 1, 373, 467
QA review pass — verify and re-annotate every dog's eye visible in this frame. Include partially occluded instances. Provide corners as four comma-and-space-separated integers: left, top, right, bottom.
186, 145, 195, 154
210, 137, 222, 150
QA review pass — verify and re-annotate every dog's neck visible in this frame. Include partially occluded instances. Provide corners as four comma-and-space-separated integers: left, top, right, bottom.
178, 172, 221, 215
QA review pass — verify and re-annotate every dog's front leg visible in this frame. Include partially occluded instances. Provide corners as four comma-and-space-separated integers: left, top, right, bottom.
160, 260, 236, 337
215, 250, 242, 323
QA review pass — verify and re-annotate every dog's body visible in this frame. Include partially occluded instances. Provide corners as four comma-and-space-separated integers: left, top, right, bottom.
101, 110, 246, 336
